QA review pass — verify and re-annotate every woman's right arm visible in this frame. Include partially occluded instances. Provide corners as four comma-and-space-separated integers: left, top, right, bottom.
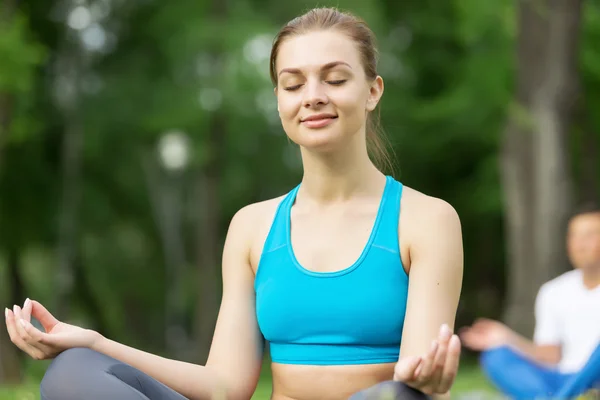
7, 205, 265, 400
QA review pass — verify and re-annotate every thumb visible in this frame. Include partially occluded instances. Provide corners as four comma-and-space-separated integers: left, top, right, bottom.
30, 300, 59, 332
394, 356, 422, 382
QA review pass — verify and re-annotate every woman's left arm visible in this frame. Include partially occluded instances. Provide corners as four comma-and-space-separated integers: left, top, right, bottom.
394, 197, 464, 398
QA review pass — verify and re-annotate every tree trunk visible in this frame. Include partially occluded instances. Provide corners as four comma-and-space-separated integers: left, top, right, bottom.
73, 250, 110, 336
142, 153, 190, 359
0, 94, 12, 165
55, 108, 83, 320
0, 0, 23, 383
574, 102, 599, 204
195, 113, 225, 363
0, 0, 16, 156
53, 46, 85, 321
0, 247, 25, 383
193, 0, 228, 364
501, 0, 582, 337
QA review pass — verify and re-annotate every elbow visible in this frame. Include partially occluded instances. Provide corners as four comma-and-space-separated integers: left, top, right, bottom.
207, 368, 258, 400
219, 382, 256, 400
228, 387, 256, 400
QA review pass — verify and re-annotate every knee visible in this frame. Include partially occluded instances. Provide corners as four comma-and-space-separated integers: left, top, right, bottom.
40, 348, 101, 400
349, 381, 431, 400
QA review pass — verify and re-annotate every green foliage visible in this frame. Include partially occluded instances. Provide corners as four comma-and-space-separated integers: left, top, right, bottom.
0, 12, 46, 94
1, 0, 599, 380
0, 10, 46, 144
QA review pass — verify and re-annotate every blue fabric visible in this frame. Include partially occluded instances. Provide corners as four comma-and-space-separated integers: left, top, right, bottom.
255, 176, 409, 365
480, 344, 600, 399
555, 341, 600, 398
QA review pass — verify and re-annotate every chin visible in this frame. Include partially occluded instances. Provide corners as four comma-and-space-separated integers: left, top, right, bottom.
581, 262, 600, 270
294, 129, 347, 153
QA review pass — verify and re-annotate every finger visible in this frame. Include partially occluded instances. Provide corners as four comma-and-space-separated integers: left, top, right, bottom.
12, 305, 31, 341
430, 325, 452, 389
30, 300, 59, 332
438, 335, 462, 393
21, 298, 32, 322
467, 323, 486, 335
13, 305, 44, 351
14, 308, 54, 354
19, 318, 58, 353
438, 324, 453, 344
458, 326, 474, 341
5, 308, 45, 360
13, 306, 35, 342
472, 318, 495, 329
4, 308, 17, 343
18, 319, 54, 358
458, 330, 480, 350
457, 326, 471, 338
414, 340, 438, 382
393, 356, 422, 383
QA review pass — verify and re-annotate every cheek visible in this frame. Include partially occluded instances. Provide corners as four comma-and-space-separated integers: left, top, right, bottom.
334, 88, 369, 115
592, 242, 600, 256
277, 93, 301, 119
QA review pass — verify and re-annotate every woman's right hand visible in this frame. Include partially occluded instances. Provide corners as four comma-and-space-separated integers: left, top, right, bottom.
4, 298, 101, 360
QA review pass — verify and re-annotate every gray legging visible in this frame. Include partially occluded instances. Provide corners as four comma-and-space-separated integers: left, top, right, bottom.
40, 348, 430, 400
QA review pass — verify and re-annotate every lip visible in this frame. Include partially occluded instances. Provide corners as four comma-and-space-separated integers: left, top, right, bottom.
300, 113, 338, 129
301, 113, 338, 122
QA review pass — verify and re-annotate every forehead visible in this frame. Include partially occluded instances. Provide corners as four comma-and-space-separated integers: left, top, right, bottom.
276, 30, 362, 73
569, 213, 600, 232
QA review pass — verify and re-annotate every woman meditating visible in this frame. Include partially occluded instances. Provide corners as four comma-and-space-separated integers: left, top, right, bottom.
5, 7, 463, 400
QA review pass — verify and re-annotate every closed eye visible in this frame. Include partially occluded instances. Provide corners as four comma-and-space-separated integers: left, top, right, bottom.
283, 84, 303, 91
283, 80, 346, 91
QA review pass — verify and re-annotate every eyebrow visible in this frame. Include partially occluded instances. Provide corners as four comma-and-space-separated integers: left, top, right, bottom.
278, 61, 352, 77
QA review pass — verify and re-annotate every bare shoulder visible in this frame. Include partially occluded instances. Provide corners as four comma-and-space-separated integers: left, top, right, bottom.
227, 195, 287, 272
400, 185, 462, 235
399, 186, 462, 272
230, 195, 285, 231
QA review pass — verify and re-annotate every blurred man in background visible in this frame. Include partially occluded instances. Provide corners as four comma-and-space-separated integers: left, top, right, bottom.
460, 204, 600, 398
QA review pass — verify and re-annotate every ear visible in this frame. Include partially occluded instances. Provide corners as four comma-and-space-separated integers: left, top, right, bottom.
366, 76, 384, 112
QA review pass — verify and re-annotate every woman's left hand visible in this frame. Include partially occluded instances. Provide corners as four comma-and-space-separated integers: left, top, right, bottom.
393, 324, 461, 396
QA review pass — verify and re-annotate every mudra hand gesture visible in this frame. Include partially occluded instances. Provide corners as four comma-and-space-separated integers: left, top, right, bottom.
393, 324, 461, 396
5, 298, 100, 360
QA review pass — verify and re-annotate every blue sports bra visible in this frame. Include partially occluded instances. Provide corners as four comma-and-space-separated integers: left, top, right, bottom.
254, 176, 409, 365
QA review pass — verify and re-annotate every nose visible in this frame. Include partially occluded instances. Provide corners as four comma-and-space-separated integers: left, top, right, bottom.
303, 80, 328, 108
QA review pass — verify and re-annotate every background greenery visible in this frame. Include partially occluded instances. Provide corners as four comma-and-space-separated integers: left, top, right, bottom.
0, 0, 597, 398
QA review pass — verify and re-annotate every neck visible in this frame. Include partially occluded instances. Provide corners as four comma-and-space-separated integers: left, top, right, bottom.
582, 266, 600, 290
297, 134, 385, 204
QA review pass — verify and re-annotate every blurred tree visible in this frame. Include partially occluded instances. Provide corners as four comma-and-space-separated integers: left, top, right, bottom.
500, 0, 581, 336
0, 0, 46, 383
573, 3, 600, 205
1, 0, 599, 382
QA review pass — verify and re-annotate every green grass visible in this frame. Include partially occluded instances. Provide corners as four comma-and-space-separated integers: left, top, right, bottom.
0, 362, 497, 400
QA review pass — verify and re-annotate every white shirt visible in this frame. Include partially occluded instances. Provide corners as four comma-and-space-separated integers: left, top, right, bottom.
533, 269, 600, 373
